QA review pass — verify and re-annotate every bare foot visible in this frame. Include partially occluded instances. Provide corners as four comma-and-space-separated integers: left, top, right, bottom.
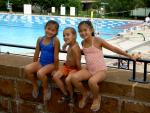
32, 86, 39, 98
79, 92, 90, 108
43, 87, 51, 101
90, 95, 101, 112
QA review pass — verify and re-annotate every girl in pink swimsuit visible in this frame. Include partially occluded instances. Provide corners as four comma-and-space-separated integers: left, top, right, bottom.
71, 20, 136, 112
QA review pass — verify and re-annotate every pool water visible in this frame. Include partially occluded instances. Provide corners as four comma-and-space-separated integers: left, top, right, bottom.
0, 13, 141, 54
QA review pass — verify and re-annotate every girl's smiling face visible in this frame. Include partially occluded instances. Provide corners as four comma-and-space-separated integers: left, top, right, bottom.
78, 24, 93, 40
45, 23, 57, 38
63, 29, 75, 45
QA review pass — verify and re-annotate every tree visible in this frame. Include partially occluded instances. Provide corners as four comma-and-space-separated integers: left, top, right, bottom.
1, 0, 149, 16
145, 0, 150, 7
104, 0, 147, 17
0, 0, 7, 11
30, 0, 80, 13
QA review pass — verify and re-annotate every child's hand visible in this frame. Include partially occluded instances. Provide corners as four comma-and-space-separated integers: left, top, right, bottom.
130, 54, 138, 61
62, 43, 68, 51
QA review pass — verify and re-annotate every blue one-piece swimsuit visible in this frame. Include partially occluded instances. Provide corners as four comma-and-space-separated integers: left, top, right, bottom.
39, 36, 54, 66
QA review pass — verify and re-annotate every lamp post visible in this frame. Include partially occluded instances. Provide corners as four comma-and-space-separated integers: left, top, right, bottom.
101, 2, 108, 18
7, 0, 12, 13
86, 0, 88, 17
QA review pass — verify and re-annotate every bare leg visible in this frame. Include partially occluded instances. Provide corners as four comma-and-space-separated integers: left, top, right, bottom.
88, 70, 106, 111
71, 69, 91, 108
65, 70, 77, 97
53, 71, 68, 96
71, 69, 91, 96
24, 62, 41, 93
37, 64, 55, 100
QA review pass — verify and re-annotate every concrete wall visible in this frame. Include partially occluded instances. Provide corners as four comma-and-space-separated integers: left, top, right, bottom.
0, 53, 150, 113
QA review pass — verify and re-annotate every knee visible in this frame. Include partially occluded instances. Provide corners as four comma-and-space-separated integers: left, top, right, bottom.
24, 66, 33, 78
52, 74, 59, 82
71, 74, 79, 84
24, 65, 31, 74
88, 78, 97, 87
37, 71, 46, 81
65, 77, 71, 85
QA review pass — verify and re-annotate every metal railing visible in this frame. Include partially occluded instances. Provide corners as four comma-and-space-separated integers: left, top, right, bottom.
0, 42, 150, 83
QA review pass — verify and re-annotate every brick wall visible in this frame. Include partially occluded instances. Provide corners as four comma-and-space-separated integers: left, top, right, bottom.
0, 54, 150, 113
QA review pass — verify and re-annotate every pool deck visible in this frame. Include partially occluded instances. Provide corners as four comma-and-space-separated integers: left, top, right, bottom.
104, 26, 150, 73
104, 26, 150, 57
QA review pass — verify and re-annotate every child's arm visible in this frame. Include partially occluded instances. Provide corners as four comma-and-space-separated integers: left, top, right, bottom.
62, 43, 68, 51
99, 38, 134, 60
80, 40, 84, 55
54, 37, 60, 70
33, 37, 41, 62
72, 46, 81, 70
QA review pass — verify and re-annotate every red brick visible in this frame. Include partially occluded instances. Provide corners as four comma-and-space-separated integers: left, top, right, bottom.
0, 97, 9, 112
101, 81, 132, 98
47, 89, 118, 113
12, 101, 36, 113
121, 100, 150, 113
0, 79, 15, 97
47, 89, 70, 113
100, 96, 119, 113
134, 86, 150, 103
17, 80, 43, 102
0, 65, 22, 78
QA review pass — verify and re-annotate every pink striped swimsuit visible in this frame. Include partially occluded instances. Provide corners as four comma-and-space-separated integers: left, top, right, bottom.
83, 39, 107, 75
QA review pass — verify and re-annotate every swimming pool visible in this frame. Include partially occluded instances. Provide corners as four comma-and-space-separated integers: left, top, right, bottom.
0, 13, 142, 54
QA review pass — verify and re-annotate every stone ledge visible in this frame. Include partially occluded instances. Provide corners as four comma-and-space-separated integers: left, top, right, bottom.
0, 53, 150, 113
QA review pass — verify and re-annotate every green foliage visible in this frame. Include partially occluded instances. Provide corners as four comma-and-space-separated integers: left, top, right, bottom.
0, 0, 7, 11
31, 0, 81, 14
31, 0, 80, 9
92, 0, 101, 9
0, 0, 149, 17
145, 0, 150, 7
103, 0, 148, 17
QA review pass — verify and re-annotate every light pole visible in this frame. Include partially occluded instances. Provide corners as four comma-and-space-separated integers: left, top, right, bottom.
101, 2, 108, 18
7, 0, 12, 13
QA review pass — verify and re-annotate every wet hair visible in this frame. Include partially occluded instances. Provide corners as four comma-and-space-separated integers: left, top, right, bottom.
45, 20, 59, 35
78, 20, 95, 36
63, 27, 77, 39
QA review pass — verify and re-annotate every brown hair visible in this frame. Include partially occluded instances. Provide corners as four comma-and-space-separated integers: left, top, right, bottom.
45, 20, 59, 35
78, 20, 95, 36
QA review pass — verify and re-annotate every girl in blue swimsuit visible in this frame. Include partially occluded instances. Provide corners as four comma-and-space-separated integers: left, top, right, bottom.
24, 20, 60, 101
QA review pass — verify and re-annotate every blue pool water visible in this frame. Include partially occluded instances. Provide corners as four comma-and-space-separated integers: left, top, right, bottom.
0, 13, 141, 54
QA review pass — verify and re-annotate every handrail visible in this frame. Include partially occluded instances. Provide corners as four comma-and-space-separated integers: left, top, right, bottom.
0, 42, 150, 83
0, 42, 35, 49
137, 33, 146, 41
